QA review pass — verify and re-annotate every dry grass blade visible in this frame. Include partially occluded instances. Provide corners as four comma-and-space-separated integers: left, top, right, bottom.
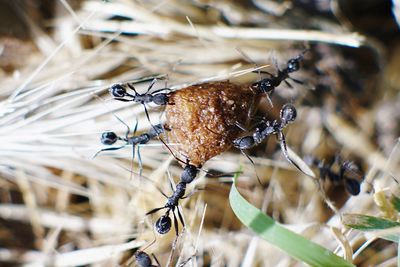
0, 0, 397, 266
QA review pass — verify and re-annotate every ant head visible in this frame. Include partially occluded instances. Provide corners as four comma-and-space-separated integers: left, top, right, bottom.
181, 164, 199, 184
110, 84, 127, 98
155, 215, 171, 234
135, 251, 152, 267
280, 104, 297, 124
101, 131, 118, 145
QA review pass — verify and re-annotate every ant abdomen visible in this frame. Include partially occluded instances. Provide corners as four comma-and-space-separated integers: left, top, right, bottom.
110, 84, 127, 98
155, 215, 172, 234
135, 251, 152, 267
280, 104, 297, 124
100, 131, 118, 145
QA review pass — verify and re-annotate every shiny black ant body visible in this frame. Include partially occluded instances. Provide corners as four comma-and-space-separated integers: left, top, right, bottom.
146, 163, 199, 236
134, 250, 160, 267
110, 78, 170, 106
251, 51, 307, 95
304, 155, 364, 196
233, 103, 297, 151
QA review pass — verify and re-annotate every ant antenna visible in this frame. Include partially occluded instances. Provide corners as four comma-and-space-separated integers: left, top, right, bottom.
236, 47, 274, 106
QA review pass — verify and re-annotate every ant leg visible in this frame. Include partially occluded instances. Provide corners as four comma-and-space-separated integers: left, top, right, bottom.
151, 87, 173, 94
179, 254, 196, 267
172, 209, 179, 236
146, 206, 167, 216
137, 145, 143, 177
252, 70, 273, 76
236, 47, 266, 88
289, 77, 304, 85
240, 149, 262, 185
277, 131, 304, 174
142, 104, 188, 166
146, 78, 158, 94
234, 121, 248, 132
152, 253, 161, 267
177, 207, 185, 229
127, 121, 139, 180
113, 98, 133, 102
92, 145, 126, 158
126, 83, 139, 95
265, 92, 274, 108
284, 80, 293, 88
143, 104, 155, 127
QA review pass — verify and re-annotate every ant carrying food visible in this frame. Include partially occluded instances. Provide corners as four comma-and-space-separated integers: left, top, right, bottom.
304, 155, 364, 196
250, 50, 307, 96
94, 123, 164, 158
146, 162, 199, 236
110, 78, 171, 126
233, 103, 297, 165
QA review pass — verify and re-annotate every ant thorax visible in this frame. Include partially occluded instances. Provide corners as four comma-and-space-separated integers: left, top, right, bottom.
165, 81, 258, 166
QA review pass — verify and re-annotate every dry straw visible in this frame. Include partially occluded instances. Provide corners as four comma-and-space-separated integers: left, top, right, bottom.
0, 0, 398, 266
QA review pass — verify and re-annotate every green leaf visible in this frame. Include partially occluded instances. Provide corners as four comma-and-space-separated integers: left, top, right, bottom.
343, 214, 400, 242
391, 196, 400, 213
229, 179, 355, 267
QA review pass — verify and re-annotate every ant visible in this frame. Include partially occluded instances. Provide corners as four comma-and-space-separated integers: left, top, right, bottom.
250, 50, 307, 96
146, 162, 199, 236
94, 123, 164, 158
233, 103, 297, 153
110, 78, 171, 124
109, 78, 177, 156
304, 155, 364, 196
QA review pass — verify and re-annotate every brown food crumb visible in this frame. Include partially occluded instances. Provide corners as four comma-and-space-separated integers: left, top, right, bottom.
165, 81, 257, 166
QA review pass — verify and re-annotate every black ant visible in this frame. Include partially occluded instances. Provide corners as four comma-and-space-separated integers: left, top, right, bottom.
110, 78, 171, 124
109, 78, 177, 157
233, 103, 296, 155
304, 155, 364, 196
94, 123, 164, 158
250, 50, 307, 96
146, 162, 199, 236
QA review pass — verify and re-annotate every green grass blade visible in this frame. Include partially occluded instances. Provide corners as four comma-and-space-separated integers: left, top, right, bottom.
343, 214, 400, 242
391, 196, 400, 213
229, 180, 355, 267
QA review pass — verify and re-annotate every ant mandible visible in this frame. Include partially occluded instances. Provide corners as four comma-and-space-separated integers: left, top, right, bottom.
251, 50, 307, 96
